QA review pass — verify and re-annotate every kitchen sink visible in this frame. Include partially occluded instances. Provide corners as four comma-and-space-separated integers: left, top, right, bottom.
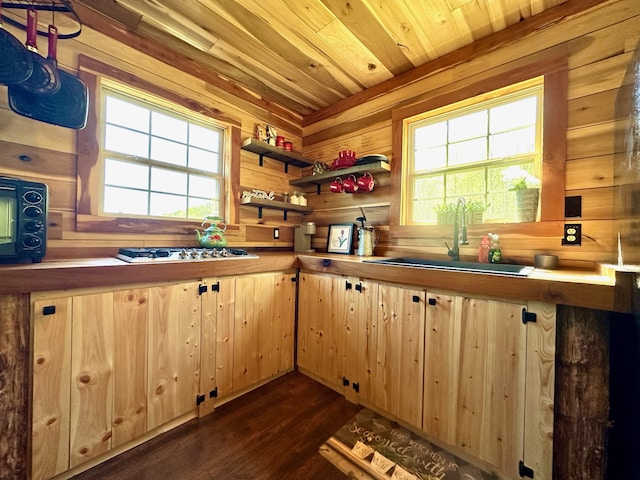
363, 257, 535, 277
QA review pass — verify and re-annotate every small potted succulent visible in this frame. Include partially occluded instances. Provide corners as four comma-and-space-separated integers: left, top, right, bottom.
466, 200, 487, 224
435, 202, 457, 225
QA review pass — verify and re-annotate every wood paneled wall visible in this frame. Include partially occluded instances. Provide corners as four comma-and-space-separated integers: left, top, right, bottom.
0, 1, 639, 268
302, 0, 640, 270
0, 22, 305, 259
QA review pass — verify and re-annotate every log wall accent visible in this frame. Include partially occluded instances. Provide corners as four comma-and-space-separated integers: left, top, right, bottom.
302, 0, 640, 270
0, 294, 30, 480
554, 305, 610, 479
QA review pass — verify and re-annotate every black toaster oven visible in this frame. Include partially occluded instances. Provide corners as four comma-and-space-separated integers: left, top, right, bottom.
0, 177, 48, 263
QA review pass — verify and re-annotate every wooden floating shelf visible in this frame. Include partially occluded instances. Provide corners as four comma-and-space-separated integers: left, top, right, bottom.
240, 197, 312, 221
241, 138, 314, 170
289, 161, 391, 194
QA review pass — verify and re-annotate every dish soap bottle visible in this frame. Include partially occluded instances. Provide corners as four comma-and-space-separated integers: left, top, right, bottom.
478, 236, 490, 263
488, 233, 502, 263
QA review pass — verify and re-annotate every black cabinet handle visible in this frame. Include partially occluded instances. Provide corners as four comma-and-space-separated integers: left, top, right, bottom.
345, 281, 352, 290
428, 298, 436, 306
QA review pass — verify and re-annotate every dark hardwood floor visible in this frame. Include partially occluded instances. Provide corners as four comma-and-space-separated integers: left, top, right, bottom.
71, 372, 361, 480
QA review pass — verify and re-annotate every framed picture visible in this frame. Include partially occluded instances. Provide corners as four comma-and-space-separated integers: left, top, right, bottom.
327, 223, 355, 254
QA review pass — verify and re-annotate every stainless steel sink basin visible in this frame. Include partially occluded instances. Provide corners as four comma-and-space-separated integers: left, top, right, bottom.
363, 257, 535, 277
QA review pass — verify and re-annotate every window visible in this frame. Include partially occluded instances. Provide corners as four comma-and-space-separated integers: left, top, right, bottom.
101, 84, 224, 220
403, 78, 543, 224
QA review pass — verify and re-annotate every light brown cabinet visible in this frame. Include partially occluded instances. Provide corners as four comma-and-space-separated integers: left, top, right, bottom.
374, 283, 425, 430
297, 273, 426, 429
31, 272, 296, 480
297, 272, 345, 391
422, 292, 555, 479
231, 272, 296, 395
297, 272, 555, 479
146, 282, 202, 430
32, 288, 151, 477
32, 296, 72, 479
423, 292, 527, 477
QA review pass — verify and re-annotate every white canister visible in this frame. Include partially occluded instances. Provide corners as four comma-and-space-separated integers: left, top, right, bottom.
357, 227, 374, 256
290, 192, 300, 205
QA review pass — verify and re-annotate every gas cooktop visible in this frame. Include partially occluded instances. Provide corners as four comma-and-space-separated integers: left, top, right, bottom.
116, 247, 258, 263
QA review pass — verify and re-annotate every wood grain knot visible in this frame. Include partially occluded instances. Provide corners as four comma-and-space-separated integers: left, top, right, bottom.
156, 385, 165, 395
135, 404, 145, 414
46, 417, 57, 426
78, 374, 91, 384
113, 417, 123, 425
36, 356, 46, 365
79, 447, 89, 455
102, 431, 112, 442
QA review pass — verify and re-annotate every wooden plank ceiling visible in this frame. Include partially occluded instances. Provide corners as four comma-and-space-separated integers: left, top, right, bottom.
71, 0, 607, 119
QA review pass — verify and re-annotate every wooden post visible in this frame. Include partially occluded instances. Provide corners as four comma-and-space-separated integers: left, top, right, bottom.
0, 294, 31, 480
554, 305, 610, 479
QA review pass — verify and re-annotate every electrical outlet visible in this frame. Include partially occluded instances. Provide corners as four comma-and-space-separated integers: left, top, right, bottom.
273, 228, 280, 239
562, 223, 581, 246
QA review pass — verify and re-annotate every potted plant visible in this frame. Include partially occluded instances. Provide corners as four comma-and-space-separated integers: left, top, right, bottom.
466, 200, 487, 224
435, 202, 457, 225
503, 167, 540, 222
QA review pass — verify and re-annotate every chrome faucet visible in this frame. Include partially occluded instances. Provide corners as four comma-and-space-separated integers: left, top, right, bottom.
445, 198, 469, 261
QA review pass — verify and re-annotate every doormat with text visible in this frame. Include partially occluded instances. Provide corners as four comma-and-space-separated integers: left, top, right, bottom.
320, 408, 499, 480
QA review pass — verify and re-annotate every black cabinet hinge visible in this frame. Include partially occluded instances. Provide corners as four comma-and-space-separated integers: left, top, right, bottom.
198, 284, 208, 295
209, 387, 218, 399
342, 376, 350, 387
211, 282, 220, 292
42, 305, 56, 315
522, 308, 537, 324
352, 382, 360, 393
345, 281, 352, 290
196, 394, 206, 406
519, 461, 534, 478
355, 283, 362, 292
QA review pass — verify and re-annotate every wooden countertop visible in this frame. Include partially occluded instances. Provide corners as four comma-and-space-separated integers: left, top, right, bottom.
0, 253, 298, 295
297, 254, 634, 313
0, 252, 634, 312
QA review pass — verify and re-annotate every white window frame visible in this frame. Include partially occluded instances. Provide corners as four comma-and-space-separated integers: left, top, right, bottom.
98, 80, 226, 221
402, 78, 544, 225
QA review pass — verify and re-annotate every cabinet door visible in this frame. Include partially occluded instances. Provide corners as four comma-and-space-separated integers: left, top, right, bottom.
233, 273, 295, 392
342, 278, 378, 403
200, 277, 235, 411
268, 273, 296, 376
523, 301, 556, 480
32, 297, 72, 480
423, 293, 526, 477
112, 288, 148, 446
147, 282, 201, 430
213, 278, 236, 400
70, 292, 114, 468
375, 284, 425, 429
297, 273, 344, 390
